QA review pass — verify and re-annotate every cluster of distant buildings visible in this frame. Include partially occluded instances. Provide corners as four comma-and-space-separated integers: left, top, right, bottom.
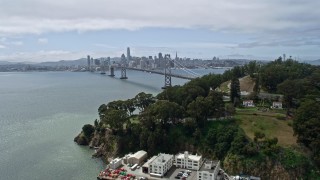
107, 150, 228, 180
85, 47, 251, 73
87, 47, 178, 72
0, 47, 259, 72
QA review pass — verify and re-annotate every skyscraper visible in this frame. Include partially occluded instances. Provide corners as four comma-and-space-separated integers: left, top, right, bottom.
87, 55, 91, 70
127, 47, 131, 61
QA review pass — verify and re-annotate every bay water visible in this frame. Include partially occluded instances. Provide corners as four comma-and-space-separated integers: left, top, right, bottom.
0, 69, 225, 180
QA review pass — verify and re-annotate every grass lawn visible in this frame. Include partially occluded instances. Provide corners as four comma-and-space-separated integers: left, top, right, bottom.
235, 108, 297, 147
217, 80, 230, 93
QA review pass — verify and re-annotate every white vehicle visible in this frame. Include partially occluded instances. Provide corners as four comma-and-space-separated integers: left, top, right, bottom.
131, 164, 138, 170
182, 173, 188, 177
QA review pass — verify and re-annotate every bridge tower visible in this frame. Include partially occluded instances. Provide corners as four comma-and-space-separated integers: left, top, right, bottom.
108, 57, 115, 77
109, 66, 115, 77
120, 54, 128, 79
162, 54, 172, 89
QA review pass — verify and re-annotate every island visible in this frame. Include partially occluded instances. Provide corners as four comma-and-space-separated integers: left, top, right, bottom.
75, 57, 320, 179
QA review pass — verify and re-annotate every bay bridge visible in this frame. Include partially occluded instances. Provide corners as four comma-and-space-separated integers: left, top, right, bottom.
87, 52, 201, 89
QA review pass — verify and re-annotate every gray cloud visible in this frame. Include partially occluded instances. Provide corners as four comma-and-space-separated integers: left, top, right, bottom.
0, 0, 319, 36
0, 0, 320, 61
0, 50, 77, 62
37, 38, 48, 44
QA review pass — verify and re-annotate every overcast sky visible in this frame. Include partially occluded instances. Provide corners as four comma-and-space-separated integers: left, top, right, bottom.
0, 0, 319, 62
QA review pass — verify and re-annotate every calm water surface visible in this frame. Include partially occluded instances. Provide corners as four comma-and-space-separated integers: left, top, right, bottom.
0, 69, 225, 180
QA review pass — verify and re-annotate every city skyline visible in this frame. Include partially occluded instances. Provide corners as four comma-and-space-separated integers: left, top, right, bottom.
0, 0, 320, 62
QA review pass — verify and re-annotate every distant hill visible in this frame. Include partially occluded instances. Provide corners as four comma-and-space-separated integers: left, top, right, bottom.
0, 61, 15, 65
306, 59, 320, 65
38, 58, 87, 67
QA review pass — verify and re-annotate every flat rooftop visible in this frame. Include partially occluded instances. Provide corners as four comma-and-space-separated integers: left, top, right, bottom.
199, 160, 220, 173
131, 150, 147, 159
150, 153, 174, 165
176, 153, 202, 161
142, 155, 157, 168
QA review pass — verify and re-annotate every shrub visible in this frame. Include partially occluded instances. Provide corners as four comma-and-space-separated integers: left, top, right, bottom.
82, 124, 95, 138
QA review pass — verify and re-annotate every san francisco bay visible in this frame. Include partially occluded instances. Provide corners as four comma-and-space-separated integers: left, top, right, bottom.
0, 69, 225, 180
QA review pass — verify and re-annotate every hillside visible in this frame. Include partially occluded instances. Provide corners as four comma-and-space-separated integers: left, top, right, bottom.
306, 59, 320, 65
235, 107, 296, 147
216, 75, 256, 94
38, 58, 87, 66
75, 60, 320, 179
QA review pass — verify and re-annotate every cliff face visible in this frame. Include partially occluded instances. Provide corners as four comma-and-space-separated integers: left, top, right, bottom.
74, 128, 119, 162
223, 154, 306, 179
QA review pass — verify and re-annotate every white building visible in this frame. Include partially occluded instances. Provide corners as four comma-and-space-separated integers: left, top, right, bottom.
148, 153, 174, 177
175, 151, 203, 170
128, 150, 147, 165
123, 150, 147, 165
243, 100, 254, 107
197, 160, 220, 180
272, 102, 282, 109
109, 157, 122, 170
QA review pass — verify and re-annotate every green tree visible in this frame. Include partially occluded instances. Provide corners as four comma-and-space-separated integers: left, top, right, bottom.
82, 124, 95, 138
206, 91, 225, 118
134, 92, 155, 112
277, 79, 306, 109
144, 100, 184, 125
230, 77, 240, 106
187, 96, 212, 127
125, 99, 136, 115
253, 75, 260, 94
100, 109, 128, 131
244, 60, 258, 78
293, 98, 320, 146
293, 99, 320, 165
181, 84, 206, 108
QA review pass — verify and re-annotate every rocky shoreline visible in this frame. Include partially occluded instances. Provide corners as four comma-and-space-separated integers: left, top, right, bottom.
74, 128, 119, 162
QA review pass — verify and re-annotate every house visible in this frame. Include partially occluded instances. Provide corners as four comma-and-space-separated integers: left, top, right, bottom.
197, 160, 220, 180
148, 153, 174, 177
243, 100, 254, 107
175, 151, 203, 170
272, 102, 282, 109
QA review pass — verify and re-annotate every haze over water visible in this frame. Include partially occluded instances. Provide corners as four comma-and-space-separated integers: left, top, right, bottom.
0, 69, 225, 180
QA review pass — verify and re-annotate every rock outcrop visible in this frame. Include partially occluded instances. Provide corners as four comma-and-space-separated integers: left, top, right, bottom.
75, 128, 119, 162
74, 132, 89, 145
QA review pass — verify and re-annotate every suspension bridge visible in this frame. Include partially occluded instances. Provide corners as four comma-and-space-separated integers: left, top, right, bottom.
87, 54, 201, 89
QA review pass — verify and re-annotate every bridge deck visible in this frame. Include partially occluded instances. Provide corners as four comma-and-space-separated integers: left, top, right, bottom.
124, 67, 195, 80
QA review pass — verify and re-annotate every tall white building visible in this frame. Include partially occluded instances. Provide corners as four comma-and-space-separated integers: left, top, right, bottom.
148, 153, 174, 177
197, 160, 220, 180
175, 151, 203, 170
